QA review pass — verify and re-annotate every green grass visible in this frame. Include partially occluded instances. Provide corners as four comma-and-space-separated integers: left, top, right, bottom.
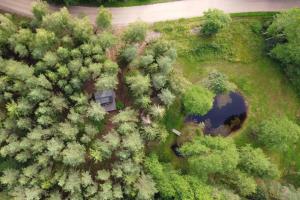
151, 100, 187, 169
152, 13, 300, 185
102, 0, 174, 7
49, 0, 174, 7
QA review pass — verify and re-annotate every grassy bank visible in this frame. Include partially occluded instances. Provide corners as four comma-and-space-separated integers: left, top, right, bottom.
152, 13, 300, 186
49, 0, 175, 7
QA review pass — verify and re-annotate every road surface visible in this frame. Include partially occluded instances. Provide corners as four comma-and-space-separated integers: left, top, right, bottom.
1, 0, 300, 26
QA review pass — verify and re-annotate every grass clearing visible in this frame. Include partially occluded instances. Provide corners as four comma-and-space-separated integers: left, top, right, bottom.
153, 13, 300, 185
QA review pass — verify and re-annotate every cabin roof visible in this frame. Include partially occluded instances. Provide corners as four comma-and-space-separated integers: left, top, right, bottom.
94, 90, 116, 112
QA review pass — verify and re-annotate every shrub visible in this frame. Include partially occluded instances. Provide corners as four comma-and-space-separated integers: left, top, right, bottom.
183, 85, 214, 115
119, 45, 138, 63
96, 6, 112, 30
257, 117, 300, 152
123, 21, 148, 43
116, 101, 125, 110
250, 20, 263, 34
201, 9, 232, 36
202, 70, 236, 94
158, 88, 175, 107
266, 8, 300, 92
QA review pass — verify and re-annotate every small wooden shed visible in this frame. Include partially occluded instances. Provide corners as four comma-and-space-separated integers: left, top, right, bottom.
94, 90, 116, 112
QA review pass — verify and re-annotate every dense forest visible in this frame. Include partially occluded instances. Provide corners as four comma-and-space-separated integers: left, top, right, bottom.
0, 1, 300, 200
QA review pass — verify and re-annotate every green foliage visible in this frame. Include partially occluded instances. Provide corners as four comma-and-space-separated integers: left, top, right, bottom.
126, 73, 151, 96
238, 145, 279, 178
119, 45, 138, 63
260, 181, 300, 200
250, 20, 263, 34
181, 136, 239, 179
134, 173, 157, 200
116, 100, 125, 110
257, 117, 300, 152
228, 170, 257, 196
158, 88, 175, 107
62, 142, 86, 166
0, 14, 17, 49
0, 4, 162, 199
32, 1, 49, 22
145, 154, 214, 200
179, 136, 280, 197
201, 9, 232, 36
183, 85, 214, 115
96, 6, 112, 30
123, 21, 148, 43
152, 12, 300, 193
202, 70, 236, 94
266, 8, 300, 92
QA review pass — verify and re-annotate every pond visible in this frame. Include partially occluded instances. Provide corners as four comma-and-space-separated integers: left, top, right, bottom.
186, 92, 247, 136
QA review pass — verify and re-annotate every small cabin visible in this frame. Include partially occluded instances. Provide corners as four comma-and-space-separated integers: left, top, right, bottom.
94, 90, 116, 112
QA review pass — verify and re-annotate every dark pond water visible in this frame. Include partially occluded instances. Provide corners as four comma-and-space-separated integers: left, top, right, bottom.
186, 92, 247, 136
171, 144, 184, 157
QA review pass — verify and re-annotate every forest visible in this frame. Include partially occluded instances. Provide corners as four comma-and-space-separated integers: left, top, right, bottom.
0, 1, 300, 200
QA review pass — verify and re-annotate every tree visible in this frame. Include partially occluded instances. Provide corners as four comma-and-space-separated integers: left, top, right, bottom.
158, 88, 175, 107
96, 6, 112, 31
183, 85, 214, 115
238, 145, 279, 178
201, 9, 232, 36
266, 8, 300, 91
87, 101, 106, 122
32, 1, 49, 22
0, 3, 181, 199
257, 117, 300, 152
126, 73, 151, 96
0, 14, 17, 49
152, 73, 167, 90
180, 136, 239, 179
227, 170, 257, 196
145, 154, 214, 199
123, 21, 148, 43
95, 74, 118, 91
119, 45, 138, 63
0, 169, 19, 187
149, 104, 165, 119
62, 142, 86, 166
202, 70, 236, 94
135, 173, 157, 200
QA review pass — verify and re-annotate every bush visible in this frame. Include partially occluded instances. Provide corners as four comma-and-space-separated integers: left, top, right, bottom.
201, 9, 232, 36
257, 117, 300, 152
96, 6, 112, 30
123, 21, 148, 43
202, 70, 236, 94
183, 85, 214, 115
119, 45, 138, 64
266, 8, 300, 92
116, 100, 125, 110
250, 20, 263, 34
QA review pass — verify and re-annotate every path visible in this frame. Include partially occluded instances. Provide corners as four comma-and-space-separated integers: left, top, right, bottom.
1, 0, 300, 26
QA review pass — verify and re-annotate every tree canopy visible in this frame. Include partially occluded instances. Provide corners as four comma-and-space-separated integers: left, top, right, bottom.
183, 85, 214, 115
179, 136, 280, 197
257, 117, 300, 152
0, 2, 167, 199
266, 8, 300, 92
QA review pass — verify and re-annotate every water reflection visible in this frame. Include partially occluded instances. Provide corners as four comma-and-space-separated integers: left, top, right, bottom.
186, 92, 247, 136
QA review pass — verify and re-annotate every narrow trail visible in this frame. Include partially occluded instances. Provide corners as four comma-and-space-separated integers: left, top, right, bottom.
1, 0, 300, 26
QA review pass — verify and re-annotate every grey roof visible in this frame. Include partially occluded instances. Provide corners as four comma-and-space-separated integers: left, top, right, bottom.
94, 90, 116, 112
95, 90, 115, 99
